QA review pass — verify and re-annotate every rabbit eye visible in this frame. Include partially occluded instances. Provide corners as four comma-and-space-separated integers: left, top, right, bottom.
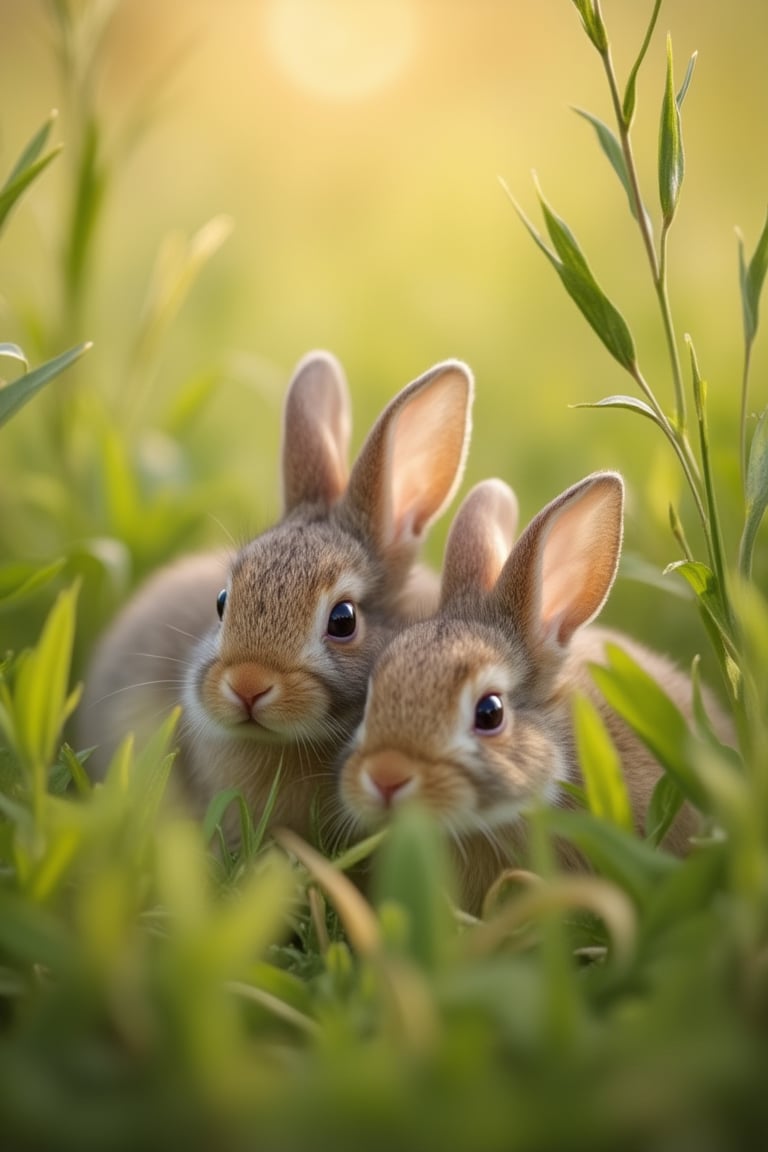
474, 693, 504, 733
216, 589, 227, 620
327, 600, 357, 640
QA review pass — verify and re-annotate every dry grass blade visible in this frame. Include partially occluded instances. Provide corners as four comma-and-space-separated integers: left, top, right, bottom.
273, 828, 381, 957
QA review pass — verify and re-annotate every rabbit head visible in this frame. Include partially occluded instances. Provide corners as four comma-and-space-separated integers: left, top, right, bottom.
184, 351, 475, 763
337, 472, 624, 842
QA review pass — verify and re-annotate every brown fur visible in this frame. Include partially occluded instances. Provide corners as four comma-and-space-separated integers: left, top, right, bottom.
337, 473, 734, 915
77, 351, 474, 845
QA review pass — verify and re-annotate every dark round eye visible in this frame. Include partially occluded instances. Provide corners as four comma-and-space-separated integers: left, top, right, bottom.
327, 600, 357, 640
216, 588, 227, 620
474, 693, 504, 733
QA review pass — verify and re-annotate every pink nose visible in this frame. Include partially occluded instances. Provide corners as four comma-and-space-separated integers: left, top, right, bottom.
363, 750, 418, 809
372, 774, 413, 807
224, 663, 274, 717
231, 685, 272, 714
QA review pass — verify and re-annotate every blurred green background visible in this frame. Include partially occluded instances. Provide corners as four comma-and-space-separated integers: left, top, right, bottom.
1, 0, 767, 693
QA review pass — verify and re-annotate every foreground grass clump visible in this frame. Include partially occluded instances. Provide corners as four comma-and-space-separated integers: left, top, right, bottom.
2, 1, 768, 1149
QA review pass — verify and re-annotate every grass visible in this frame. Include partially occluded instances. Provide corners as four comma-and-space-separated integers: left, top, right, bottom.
2, 2, 768, 1149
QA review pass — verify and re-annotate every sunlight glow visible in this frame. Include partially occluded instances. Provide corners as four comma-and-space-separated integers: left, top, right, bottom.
264, 0, 418, 101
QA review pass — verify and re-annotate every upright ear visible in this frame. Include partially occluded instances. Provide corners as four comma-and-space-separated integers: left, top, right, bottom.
440, 478, 519, 608
281, 350, 352, 512
495, 472, 624, 651
343, 359, 474, 559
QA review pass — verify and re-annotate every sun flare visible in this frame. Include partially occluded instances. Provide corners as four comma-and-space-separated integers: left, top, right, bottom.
264, 0, 417, 101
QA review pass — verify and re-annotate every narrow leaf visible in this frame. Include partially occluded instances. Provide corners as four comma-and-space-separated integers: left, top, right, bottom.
676, 52, 697, 108
0, 342, 91, 428
590, 643, 709, 811
572, 395, 659, 423
556, 265, 637, 370
658, 34, 685, 225
0, 343, 29, 371
0, 559, 66, 607
572, 692, 635, 833
0, 147, 63, 235
739, 407, 768, 579
622, 0, 663, 126
738, 206, 768, 348
504, 180, 637, 371
572, 107, 636, 219
644, 772, 684, 847
542, 807, 678, 908
4, 110, 58, 187
665, 560, 733, 650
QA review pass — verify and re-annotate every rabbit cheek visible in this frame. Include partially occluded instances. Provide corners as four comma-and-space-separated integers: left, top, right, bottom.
479, 720, 566, 823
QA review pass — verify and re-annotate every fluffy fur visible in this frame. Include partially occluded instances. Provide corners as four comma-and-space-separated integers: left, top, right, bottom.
77, 350, 474, 844
337, 472, 734, 914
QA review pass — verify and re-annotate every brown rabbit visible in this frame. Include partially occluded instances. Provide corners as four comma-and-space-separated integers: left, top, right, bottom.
337, 471, 733, 914
77, 350, 474, 844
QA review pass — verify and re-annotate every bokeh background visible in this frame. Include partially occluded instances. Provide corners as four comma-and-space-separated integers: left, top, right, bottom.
1, 0, 767, 696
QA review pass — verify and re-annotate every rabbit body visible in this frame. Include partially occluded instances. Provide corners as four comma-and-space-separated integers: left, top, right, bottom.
338, 472, 733, 914
77, 352, 473, 844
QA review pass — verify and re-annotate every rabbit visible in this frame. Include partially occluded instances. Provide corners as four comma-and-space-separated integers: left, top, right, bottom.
336, 470, 734, 915
77, 350, 474, 846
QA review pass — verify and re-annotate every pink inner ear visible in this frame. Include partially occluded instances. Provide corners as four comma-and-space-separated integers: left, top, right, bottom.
389, 370, 471, 543
537, 477, 623, 645
440, 478, 519, 607
281, 352, 351, 511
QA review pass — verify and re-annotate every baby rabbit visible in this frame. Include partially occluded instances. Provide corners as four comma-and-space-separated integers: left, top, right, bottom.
338, 471, 731, 914
77, 350, 474, 844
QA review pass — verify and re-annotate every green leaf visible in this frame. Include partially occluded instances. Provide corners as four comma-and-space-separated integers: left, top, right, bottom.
0, 145, 63, 236
4, 110, 58, 187
506, 182, 637, 371
373, 805, 455, 971
665, 560, 733, 652
590, 643, 709, 811
0, 343, 92, 428
622, 0, 663, 126
11, 582, 82, 776
645, 772, 685, 847
0, 559, 66, 608
0, 343, 29, 372
542, 806, 678, 908
739, 407, 768, 578
738, 206, 768, 348
571, 395, 659, 424
572, 692, 635, 834
676, 52, 697, 108
658, 34, 685, 225
64, 116, 107, 305
572, 107, 638, 221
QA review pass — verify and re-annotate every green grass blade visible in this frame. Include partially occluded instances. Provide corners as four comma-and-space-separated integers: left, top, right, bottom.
590, 643, 709, 811
573, 692, 635, 834
0, 343, 91, 429
0, 147, 63, 236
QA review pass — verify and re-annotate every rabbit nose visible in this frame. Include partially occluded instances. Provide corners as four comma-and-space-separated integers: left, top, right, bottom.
224, 664, 275, 716
363, 750, 419, 809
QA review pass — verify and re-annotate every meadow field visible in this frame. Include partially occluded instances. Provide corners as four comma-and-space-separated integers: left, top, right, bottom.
1, 2, 768, 1148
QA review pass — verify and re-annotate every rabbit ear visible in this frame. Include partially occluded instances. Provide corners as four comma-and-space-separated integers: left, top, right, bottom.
281, 350, 352, 512
343, 360, 474, 560
495, 472, 624, 651
440, 478, 519, 607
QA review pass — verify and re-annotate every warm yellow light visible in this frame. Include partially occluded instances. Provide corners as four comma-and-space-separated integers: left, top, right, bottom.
264, 0, 417, 101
